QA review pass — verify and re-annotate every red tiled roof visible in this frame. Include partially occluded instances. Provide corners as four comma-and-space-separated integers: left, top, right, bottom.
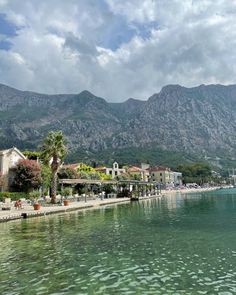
63, 163, 80, 170
128, 166, 142, 173
95, 167, 107, 171
149, 166, 171, 172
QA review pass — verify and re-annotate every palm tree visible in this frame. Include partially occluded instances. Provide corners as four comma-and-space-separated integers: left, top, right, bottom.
41, 131, 67, 203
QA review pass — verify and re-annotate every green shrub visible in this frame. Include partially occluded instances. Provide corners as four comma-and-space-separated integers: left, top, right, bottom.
0, 192, 29, 202
12, 159, 42, 193
28, 190, 40, 201
61, 187, 72, 198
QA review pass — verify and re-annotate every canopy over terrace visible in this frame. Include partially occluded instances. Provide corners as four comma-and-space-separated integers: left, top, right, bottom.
59, 179, 117, 197
59, 179, 117, 185
59, 179, 160, 197
118, 180, 160, 196
59, 179, 159, 185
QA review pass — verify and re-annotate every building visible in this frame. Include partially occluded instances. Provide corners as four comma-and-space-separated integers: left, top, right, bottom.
173, 172, 183, 187
149, 166, 182, 187
0, 147, 26, 191
127, 164, 150, 181
127, 166, 143, 180
228, 169, 236, 186
149, 166, 174, 186
95, 162, 126, 179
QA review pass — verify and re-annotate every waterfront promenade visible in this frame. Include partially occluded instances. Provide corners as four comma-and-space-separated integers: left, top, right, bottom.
0, 197, 132, 222
0, 187, 218, 223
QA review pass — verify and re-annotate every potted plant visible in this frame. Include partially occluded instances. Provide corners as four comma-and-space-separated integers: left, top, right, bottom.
29, 190, 41, 210
61, 187, 72, 206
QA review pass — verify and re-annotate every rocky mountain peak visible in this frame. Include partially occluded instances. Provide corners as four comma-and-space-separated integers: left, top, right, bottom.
0, 82, 236, 163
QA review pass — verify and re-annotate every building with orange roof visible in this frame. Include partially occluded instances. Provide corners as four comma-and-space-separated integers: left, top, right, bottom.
127, 165, 150, 181
63, 163, 81, 170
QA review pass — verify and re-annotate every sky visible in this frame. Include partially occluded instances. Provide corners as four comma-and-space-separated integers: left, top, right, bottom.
0, 0, 236, 102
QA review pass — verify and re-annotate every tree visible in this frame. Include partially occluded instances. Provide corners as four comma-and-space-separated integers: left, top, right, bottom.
177, 162, 212, 185
89, 172, 102, 180
102, 184, 115, 196
129, 173, 142, 181
115, 173, 130, 181
41, 164, 52, 195
41, 131, 67, 203
12, 159, 42, 193
77, 163, 96, 173
58, 167, 78, 179
79, 171, 90, 179
0, 172, 5, 190
76, 163, 107, 180
99, 172, 112, 180
23, 151, 41, 160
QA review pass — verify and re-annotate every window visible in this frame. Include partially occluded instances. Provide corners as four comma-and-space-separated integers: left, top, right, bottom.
109, 171, 112, 175
160, 173, 162, 176
115, 171, 118, 176
160, 178, 163, 182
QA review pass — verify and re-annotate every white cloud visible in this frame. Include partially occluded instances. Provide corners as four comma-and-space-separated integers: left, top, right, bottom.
106, 0, 156, 23
0, 0, 236, 101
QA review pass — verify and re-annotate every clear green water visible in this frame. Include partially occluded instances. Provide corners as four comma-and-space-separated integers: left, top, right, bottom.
1, 190, 236, 294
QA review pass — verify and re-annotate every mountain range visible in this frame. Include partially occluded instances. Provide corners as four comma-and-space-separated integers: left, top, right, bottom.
1, 82, 236, 168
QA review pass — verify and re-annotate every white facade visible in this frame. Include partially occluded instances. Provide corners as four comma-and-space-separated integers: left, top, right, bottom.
0, 147, 26, 191
105, 162, 126, 179
141, 163, 150, 181
173, 172, 183, 186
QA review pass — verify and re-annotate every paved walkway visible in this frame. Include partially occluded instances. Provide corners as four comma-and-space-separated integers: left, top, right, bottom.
0, 197, 135, 222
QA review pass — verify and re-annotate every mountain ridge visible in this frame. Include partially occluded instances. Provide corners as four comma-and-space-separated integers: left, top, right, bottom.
1, 82, 236, 167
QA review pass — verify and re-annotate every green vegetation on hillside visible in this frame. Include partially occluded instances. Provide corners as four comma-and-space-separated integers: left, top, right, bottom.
66, 146, 200, 169
177, 162, 212, 184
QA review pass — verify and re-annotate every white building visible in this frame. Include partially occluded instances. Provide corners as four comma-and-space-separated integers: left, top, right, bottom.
0, 147, 26, 191
95, 162, 126, 179
173, 172, 183, 187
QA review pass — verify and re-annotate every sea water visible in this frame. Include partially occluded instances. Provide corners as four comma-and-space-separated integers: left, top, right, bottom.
1, 189, 236, 294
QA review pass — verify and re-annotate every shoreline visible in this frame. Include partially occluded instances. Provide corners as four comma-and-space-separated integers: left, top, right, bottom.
0, 187, 219, 223
161, 186, 219, 196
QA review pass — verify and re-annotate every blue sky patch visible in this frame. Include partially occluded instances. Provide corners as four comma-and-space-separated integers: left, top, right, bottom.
100, 27, 136, 51
0, 13, 18, 36
97, 18, 158, 51
0, 40, 12, 51
135, 21, 159, 40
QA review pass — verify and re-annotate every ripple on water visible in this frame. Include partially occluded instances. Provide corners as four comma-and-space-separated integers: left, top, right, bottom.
1, 193, 236, 294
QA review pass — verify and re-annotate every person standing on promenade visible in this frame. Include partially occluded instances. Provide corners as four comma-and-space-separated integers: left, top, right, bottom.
14, 199, 22, 209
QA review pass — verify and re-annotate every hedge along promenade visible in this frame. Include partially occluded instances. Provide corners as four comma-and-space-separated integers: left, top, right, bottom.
0, 192, 29, 202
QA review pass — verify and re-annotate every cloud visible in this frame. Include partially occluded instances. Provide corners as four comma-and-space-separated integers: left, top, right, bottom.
0, 0, 236, 101
64, 34, 98, 57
